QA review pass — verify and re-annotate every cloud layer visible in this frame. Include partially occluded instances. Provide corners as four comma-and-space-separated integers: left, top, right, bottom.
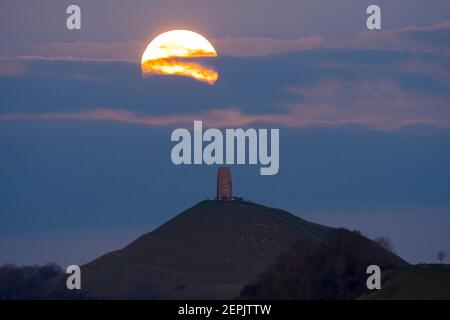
0, 22, 449, 131
4, 22, 449, 61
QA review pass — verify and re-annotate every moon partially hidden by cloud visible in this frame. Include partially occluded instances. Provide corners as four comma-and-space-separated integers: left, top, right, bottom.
141, 30, 218, 84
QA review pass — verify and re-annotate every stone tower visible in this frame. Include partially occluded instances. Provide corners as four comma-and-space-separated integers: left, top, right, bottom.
216, 167, 233, 201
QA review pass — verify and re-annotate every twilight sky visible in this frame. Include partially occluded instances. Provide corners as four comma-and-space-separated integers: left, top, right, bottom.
0, 0, 449, 266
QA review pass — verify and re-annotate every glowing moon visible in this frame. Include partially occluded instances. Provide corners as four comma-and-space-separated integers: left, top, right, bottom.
141, 30, 218, 84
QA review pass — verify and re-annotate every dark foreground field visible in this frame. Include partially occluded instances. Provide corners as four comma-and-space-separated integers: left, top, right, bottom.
362, 264, 450, 300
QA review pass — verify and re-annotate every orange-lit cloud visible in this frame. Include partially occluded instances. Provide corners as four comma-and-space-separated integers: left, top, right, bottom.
141, 58, 218, 84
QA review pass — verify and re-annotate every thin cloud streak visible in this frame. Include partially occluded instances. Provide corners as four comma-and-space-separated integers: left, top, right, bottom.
1, 107, 448, 131
2, 21, 448, 61
214, 36, 327, 57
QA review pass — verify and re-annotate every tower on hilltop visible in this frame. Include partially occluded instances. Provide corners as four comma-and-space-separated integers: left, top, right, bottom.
216, 167, 233, 201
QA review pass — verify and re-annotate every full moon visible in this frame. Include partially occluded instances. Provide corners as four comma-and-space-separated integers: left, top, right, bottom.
141, 30, 218, 84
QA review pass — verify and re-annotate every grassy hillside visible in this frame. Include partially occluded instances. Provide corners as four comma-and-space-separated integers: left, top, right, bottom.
45, 200, 408, 299
54, 200, 335, 299
362, 264, 450, 300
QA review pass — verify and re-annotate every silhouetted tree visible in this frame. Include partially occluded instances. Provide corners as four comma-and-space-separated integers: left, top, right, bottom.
239, 229, 404, 300
374, 236, 394, 253
0, 263, 62, 299
437, 251, 447, 264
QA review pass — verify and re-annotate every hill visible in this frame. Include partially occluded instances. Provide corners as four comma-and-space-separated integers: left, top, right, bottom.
47, 200, 406, 299
362, 264, 450, 300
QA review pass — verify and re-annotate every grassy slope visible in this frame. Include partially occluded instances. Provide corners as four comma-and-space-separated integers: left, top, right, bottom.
46, 200, 409, 299
363, 264, 450, 300
74, 200, 334, 298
